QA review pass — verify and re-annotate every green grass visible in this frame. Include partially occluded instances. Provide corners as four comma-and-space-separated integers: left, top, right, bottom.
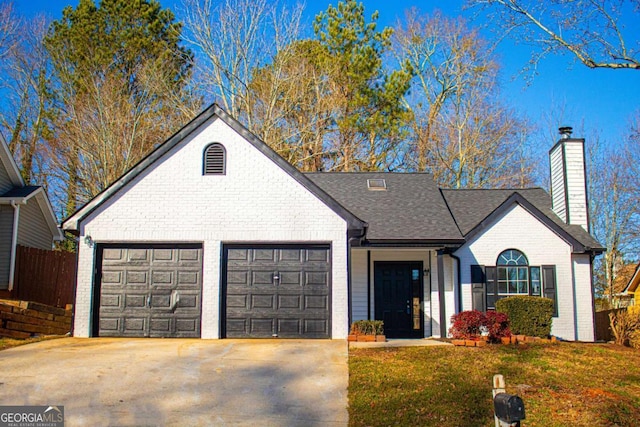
349, 342, 640, 426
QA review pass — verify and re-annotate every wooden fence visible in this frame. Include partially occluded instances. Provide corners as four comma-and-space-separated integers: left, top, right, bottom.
594, 308, 624, 342
13, 245, 76, 308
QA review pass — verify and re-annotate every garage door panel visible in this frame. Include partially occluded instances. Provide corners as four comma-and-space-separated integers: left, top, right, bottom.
251, 294, 275, 309
177, 271, 200, 286
278, 295, 301, 309
123, 317, 146, 333
304, 319, 328, 334
126, 270, 148, 285
250, 318, 275, 334
124, 294, 147, 309
152, 249, 174, 262
252, 271, 275, 285
279, 249, 302, 262
98, 245, 202, 338
306, 249, 329, 262
224, 245, 330, 338
304, 295, 327, 310
151, 271, 174, 286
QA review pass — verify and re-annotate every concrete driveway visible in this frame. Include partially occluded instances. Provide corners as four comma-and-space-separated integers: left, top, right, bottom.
0, 338, 348, 426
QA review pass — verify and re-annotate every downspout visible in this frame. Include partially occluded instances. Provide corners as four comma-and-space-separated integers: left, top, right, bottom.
450, 253, 462, 313
8, 200, 22, 291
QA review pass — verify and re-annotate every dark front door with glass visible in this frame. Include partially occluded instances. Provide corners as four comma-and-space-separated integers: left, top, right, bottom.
374, 261, 424, 338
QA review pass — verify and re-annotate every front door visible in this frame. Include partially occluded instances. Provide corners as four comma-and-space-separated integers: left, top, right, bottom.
374, 262, 424, 338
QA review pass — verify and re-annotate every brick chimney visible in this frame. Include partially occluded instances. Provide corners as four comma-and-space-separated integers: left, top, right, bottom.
549, 126, 589, 231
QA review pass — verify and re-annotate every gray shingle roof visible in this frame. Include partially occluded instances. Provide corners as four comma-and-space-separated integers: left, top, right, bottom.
306, 173, 464, 243
441, 188, 604, 252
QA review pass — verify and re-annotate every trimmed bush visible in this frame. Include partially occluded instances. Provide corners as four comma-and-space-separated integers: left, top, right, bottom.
496, 296, 554, 338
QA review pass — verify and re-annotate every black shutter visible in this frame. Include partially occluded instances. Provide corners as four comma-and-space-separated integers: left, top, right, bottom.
542, 265, 558, 317
485, 267, 497, 310
471, 265, 486, 312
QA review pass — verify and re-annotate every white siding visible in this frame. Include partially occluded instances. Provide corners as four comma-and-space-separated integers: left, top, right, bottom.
573, 254, 595, 341
350, 249, 368, 322
73, 117, 349, 339
564, 141, 588, 231
549, 144, 567, 223
550, 140, 588, 231
454, 204, 594, 341
349, 248, 453, 338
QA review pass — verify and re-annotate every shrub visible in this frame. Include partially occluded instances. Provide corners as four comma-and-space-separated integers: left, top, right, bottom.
350, 320, 384, 335
449, 310, 486, 339
496, 296, 554, 338
609, 310, 640, 346
630, 330, 640, 349
485, 311, 511, 342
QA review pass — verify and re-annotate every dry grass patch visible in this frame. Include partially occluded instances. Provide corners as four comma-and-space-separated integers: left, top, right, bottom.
349, 343, 640, 426
0, 335, 63, 351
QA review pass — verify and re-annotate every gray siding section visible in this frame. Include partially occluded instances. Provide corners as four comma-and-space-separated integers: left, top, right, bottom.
549, 144, 566, 223
0, 205, 14, 288
0, 163, 13, 194
17, 198, 53, 250
563, 142, 588, 230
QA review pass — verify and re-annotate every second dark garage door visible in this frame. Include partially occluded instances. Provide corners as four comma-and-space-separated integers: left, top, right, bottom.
223, 245, 331, 338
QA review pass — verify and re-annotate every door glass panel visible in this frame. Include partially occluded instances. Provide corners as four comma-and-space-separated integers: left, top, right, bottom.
413, 297, 420, 329
412, 269, 420, 281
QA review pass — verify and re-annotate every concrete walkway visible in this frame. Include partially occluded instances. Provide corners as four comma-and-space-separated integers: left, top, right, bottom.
0, 338, 348, 426
349, 338, 453, 348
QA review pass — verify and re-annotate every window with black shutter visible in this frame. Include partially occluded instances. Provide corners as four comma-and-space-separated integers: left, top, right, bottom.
475, 249, 557, 316
203, 143, 226, 175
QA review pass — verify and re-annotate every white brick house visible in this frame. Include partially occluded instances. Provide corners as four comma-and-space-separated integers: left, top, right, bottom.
63, 105, 604, 341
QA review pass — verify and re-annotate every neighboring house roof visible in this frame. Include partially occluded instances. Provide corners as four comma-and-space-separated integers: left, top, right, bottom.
0, 135, 63, 241
307, 173, 464, 246
62, 103, 367, 236
0, 185, 41, 199
624, 263, 640, 294
441, 188, 604, 254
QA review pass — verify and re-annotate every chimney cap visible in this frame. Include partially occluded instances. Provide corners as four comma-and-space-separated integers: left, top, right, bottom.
559, 126, 573, 139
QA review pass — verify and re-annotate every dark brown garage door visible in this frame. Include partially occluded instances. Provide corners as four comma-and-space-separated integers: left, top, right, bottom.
96, 244, 202, 338
223, 245, 331, 338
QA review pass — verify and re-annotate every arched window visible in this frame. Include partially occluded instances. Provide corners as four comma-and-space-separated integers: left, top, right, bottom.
203, 143, 226, 175
496, 249, 539, 297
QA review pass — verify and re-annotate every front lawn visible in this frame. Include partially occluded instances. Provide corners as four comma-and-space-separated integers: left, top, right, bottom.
349, 342, 640, 426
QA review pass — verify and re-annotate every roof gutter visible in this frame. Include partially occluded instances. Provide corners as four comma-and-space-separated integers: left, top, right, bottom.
8, 199, 25, 291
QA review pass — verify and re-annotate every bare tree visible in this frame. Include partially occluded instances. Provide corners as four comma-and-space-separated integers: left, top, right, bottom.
588, 131, 638, 304
0, 13, 52, 184
180, 0, 303, 130
394, 10, 534, 188
248, 40, 337, 171
0, 1, 18, 60
467, 0, 640, 71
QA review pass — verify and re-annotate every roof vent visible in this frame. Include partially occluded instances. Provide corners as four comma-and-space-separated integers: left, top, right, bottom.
367, 178, 387, 191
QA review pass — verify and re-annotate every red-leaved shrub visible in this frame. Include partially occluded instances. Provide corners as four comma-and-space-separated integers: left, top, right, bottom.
449, 310, 511, 342
449, 310, 486, 339
485, 311, 511, 342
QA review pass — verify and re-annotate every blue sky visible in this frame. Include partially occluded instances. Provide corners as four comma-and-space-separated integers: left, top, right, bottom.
15, 0, 640, 149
